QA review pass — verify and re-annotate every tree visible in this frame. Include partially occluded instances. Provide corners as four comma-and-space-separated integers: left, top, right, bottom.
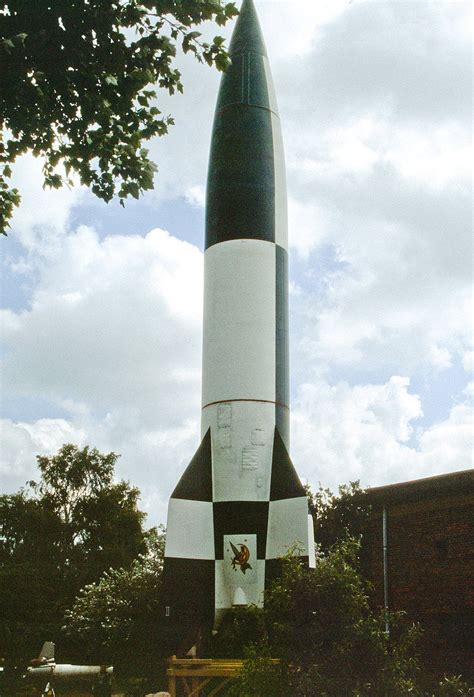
30, 444, 147, 581
0, 444, 148, 670
0, 0, 238, 234
64, 526, 166, 684
307, 481, 371, 554
263, 539, 423, 696
0, 491, 66, 669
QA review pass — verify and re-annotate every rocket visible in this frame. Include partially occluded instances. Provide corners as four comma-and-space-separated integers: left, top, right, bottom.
24, 643, 113, 688
161, 0, 315, 653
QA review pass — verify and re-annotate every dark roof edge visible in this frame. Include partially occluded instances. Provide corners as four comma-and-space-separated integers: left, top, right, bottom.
361, 468, 474, 503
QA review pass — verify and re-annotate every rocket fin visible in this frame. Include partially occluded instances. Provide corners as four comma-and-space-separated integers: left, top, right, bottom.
37, 642, 55, 663
171, 428, 212, 502
270, 427, 306, 500
165, 429, 214, 559
162, 430, 215, 655
265, 428, 314, 585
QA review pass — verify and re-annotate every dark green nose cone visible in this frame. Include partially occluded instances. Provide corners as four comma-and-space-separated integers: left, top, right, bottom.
229, 0, 267, 58
205, 0, 285, 251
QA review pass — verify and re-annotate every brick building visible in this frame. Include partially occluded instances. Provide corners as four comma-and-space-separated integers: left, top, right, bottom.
360, 469, 474, 682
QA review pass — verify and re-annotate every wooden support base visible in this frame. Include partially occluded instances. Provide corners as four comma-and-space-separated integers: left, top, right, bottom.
166, 656, 279, 697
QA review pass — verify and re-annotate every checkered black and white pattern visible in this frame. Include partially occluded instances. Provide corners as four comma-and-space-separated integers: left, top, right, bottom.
162, 426, 315, 647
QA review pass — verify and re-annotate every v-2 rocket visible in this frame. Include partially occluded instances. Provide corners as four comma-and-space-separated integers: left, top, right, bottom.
161, 0, 315, 653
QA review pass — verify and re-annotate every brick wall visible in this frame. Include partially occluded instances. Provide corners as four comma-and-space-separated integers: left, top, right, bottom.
360, 472, 474, 683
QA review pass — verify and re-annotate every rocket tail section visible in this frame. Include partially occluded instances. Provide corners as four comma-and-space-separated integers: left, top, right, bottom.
266, 427, 316, 567
265, 428, 316, 587
161, 427, 315, 654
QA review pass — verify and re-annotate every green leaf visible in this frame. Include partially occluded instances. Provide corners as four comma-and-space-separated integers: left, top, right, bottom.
47, 174, 63, 189
0, 38, 15, 53
215, 52, 230, 72
14, 32, 28, 45
0, 0, 236, 237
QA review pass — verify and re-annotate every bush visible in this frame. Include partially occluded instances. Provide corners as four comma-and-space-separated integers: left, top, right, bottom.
215, 539, 426, 696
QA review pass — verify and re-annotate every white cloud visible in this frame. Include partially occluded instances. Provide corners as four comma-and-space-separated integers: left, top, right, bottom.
385, 123, 471, 191
419, 403, 473, 471
462, 350, 474, 375
292, 210, 472, 374
61, 405, 201, 525
326, 118, 380, 177
279, 0, 471, 130
463, 382, 474, 399
9, 154, 85, 253
0, 418, 86, 485
428, 344, 453, 370
288, 197, 332, 258
259, 0, 349, 58
185, 185, 206, 208
276, 1, 472, 378
292, 375, 472, 492
0, 411, 199, 526
289, 118, 470, 192
1, 225, 205, 520
2, 226, 203, 423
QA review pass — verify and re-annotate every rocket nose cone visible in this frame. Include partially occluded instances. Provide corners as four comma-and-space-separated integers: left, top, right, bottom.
229, 0, 267, 57
205, 0, 286, 250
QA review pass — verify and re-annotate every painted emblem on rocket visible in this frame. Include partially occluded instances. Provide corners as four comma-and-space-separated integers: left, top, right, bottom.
230, 541, 252, 574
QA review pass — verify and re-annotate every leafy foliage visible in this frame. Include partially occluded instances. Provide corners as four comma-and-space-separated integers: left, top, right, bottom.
0, 491, 66, 669
28, 444, 147, 580
0, 0, 238, 234
226, 643, 286, 697
218, 539, 473, 696
212, 542, 424, 696
262, 539, 423, 696
433, 675, 474, 696
307, 480, 371, 554
210, 606, 267, 659
64, 526, 166, 677
0, 444, 148, 670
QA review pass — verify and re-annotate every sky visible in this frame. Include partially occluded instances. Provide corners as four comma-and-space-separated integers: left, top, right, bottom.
0, 0, 472, 528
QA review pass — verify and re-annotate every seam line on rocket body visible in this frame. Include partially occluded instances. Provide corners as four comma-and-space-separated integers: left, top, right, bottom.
203, 239, 288, 253
215, 101, 280, 120
202, 398, 289, 411
247, 52, 251, 103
